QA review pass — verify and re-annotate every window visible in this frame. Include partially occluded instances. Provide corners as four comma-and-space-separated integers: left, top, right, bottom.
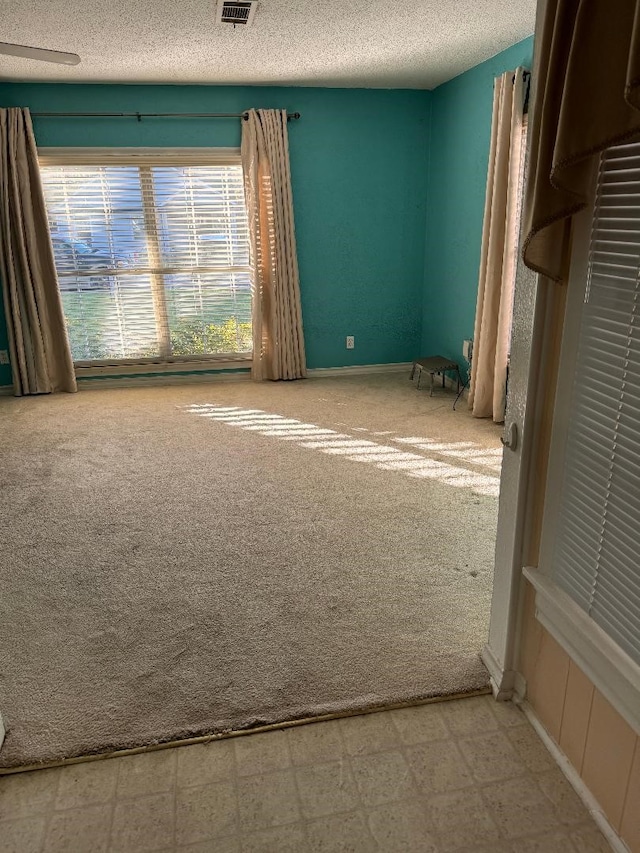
527, 139, 640, 730
39, 149, 251, 364
548, 141, 640, 665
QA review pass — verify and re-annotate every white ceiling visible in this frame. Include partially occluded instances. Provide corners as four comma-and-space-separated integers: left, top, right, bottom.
0, 0, 535, 89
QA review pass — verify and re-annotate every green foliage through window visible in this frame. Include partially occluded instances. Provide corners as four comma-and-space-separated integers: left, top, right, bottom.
170, 318, 252, 356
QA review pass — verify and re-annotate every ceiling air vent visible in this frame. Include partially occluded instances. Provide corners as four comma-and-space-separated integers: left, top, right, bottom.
216, 0, 258, 27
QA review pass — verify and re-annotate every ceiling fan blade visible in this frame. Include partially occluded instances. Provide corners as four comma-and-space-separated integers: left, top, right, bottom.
0, 42, 80, 66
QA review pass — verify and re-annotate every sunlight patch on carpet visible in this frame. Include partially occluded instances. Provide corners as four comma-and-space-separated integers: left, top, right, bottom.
183, 404, 501, 497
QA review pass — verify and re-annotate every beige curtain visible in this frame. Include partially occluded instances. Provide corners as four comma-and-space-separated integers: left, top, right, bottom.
469, 70, 526, 423
0, 108, 76, 395
522, 0, 640, 283
241, 109, 306, 381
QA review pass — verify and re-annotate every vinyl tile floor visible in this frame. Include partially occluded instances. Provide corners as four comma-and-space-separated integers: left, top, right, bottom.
0, 695, 612, 853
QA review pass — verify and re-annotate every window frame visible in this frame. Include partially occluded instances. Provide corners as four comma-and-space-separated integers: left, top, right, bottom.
38, 147, 252, 372
524, 158, 640, 733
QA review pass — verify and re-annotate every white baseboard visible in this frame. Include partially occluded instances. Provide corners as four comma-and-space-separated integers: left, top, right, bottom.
516, 699, 631, 853
513, 670, 527, 699
20, 362, 417, 392
0, 385, 13, 396
481, 644, 518, 700
307, 362, 412, 378
78, 362, 412, 389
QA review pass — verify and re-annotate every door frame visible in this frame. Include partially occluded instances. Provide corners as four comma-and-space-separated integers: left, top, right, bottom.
481, 0, 557, 697
481, 258, 545, 697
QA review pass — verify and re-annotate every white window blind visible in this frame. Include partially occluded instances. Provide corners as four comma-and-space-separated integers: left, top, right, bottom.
551, 140, 640, 665
39, 151, 251, 363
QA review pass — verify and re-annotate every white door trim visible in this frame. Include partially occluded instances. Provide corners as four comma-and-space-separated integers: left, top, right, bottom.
482, 0, 550, 696
481, 259, 543, 697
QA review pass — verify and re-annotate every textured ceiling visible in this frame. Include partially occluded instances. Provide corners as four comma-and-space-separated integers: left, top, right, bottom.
0, 0, 535, 89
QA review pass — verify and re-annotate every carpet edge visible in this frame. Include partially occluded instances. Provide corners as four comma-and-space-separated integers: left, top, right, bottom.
0, 685, 491, 775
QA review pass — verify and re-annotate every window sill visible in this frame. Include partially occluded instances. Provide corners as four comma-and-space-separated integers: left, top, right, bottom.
523, 566, 640, 733
75, 356, 251, 378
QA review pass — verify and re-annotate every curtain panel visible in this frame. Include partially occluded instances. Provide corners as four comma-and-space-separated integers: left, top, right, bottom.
522, 0, 640, 283
0, 107, 76, 395
469, 69, 526, 423
241, 109, 306, 381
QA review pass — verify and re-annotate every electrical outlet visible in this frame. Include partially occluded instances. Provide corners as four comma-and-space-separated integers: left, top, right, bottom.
0, 350, 9, 365
346, 336, 355, 349
463, 339, 473, 361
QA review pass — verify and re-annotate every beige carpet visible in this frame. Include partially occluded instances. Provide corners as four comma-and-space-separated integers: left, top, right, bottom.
0, 373, 502, 768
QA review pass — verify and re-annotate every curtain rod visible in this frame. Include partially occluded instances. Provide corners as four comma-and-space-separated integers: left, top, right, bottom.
30, 111, 301, 122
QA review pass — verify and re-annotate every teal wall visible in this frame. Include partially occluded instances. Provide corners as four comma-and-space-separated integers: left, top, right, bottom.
0, 39, 536, 389
0, 83, 431, 383
421, 37, 534, 375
